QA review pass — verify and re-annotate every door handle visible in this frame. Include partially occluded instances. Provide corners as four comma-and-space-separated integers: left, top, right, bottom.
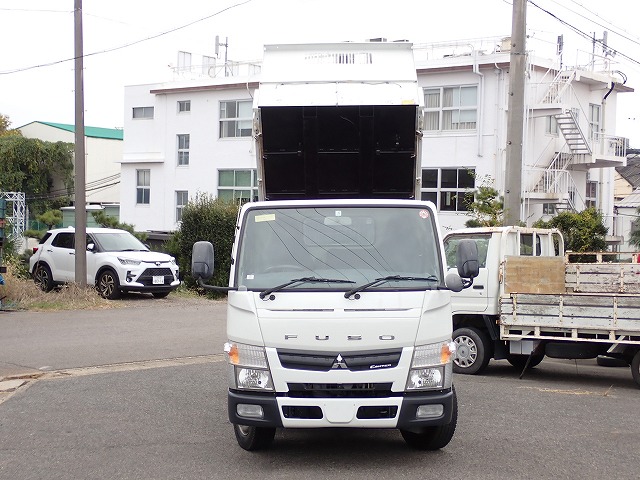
472, 285, 484, 290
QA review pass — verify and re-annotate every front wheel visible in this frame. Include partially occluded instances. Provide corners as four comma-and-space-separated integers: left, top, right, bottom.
233, 424, 276, 451
96, 269, 121, 300
400, 386, 458, 450
452, 327, 491, 374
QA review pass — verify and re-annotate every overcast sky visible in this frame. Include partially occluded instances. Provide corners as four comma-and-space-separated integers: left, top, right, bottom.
2, 0, 640, 144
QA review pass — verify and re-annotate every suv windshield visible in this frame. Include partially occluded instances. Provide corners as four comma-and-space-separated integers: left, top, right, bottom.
236, 206, 443, 291
92, 232, 148, 252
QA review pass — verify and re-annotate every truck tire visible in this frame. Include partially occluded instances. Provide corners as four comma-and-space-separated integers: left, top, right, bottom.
506, 353, 544, 371
400, 386, 458, 450
233, 424, 276, 451
631, 351, 640, 388
452, 327, 491, 374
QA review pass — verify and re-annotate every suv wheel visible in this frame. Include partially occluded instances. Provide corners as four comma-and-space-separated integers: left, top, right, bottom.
33, 263, 54, 292
97, 269, 121, 300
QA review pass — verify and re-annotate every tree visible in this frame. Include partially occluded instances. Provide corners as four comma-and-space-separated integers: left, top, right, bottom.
464, 175, 504, 227
0, 135, 74, 215
36, 209, 63, 229
533, 207, 608, 254
0, 114, 21, 138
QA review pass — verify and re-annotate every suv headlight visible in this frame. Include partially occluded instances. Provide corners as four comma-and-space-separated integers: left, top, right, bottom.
406, 341, 455, 391
224, 342, 274, 391
118, 257, 141, 266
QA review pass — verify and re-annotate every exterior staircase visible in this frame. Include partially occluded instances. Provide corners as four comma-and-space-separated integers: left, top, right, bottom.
554, 110, 592, 155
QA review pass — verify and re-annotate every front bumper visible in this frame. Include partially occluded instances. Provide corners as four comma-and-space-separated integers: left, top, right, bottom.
228, 388, 454, 430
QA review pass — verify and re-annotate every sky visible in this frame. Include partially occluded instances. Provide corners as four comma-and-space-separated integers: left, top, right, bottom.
2, 0, 640, 145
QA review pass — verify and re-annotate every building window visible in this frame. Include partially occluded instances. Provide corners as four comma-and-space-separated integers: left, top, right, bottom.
546, 115, 558, 135
589, 103, 601, 139
136, 169, 150, 204
586, 181, 598, 208
420, 168, 475, 211
220, 100, 252, 138
543, 203, 556, 215
424, 86, 477, 131
176, 191, 188, 222
178, 100, 191, 113
218, 169, 258, 203
177, 134, 190, 166
132, 107, 154, 119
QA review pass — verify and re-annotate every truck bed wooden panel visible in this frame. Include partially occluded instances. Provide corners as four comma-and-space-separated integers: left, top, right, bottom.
503, 256, 565, 294
500, 293, 640, 334
565, 263, 640, 293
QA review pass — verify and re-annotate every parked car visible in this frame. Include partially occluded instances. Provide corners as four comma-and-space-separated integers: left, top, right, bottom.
29, 227, 180, 299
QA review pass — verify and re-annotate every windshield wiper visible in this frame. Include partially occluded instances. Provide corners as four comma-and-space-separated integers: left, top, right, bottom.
344, 275, 439, 299
259, 277, 355, 299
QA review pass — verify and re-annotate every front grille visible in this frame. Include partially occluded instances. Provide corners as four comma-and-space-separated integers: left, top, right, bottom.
278, 349, 402, 371
287, 382, 394, 398
137, 267, 174, 286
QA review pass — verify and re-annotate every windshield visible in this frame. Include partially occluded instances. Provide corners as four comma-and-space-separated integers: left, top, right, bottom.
92, 232, 148, 252
236, 205, 443, 291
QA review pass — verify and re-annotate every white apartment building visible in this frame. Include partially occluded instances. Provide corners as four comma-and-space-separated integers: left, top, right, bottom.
120, 39, 631, 241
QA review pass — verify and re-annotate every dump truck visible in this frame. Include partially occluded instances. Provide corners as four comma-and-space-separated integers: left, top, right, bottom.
191, 42, 479, 450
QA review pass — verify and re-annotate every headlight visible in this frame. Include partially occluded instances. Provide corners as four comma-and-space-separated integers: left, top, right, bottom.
224, 342, 274, 391
406, 341, 455, 391
118, 257, 141, 266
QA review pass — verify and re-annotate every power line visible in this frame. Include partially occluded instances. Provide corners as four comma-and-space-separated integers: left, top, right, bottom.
528, 0, 640, 67
564, 0, 640, 46
0, 0, 253, 75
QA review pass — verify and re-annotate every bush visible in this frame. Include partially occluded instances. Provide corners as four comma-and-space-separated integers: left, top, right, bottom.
166, 194, 239, 292
534, 207, 607, 261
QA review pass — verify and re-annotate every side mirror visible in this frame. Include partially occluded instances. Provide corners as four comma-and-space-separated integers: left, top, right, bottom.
192, 241, 215, 281
445, 273, 464, 292
87, 243, 95, 252
456, 239, 479, 279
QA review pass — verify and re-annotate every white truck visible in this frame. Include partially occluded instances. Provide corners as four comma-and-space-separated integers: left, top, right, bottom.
191, 42, 479, 451
443, 226, 640, 387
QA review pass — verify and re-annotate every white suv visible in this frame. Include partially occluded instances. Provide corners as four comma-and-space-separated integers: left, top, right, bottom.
29, 227, 180, 299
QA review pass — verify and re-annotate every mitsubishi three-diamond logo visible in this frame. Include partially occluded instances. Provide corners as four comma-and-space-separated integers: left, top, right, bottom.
331, 354, 348, 369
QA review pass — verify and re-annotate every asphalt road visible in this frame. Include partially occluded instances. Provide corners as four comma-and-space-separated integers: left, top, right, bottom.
1, 295, 639, 480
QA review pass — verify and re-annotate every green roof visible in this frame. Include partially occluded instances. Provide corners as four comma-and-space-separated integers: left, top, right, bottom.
37, 121, 123, 140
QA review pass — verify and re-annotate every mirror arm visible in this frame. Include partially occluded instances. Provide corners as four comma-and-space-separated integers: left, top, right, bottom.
196, 277, 236, 292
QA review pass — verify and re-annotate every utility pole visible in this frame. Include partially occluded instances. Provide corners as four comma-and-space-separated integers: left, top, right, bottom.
504, 0, 527, 226
74, 0, 87, 287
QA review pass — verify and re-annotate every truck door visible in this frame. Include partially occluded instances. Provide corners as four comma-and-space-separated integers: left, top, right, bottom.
444, 234, 490, 313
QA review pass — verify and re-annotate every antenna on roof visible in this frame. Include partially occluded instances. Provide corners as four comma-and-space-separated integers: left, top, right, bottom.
215, 35, 230, 77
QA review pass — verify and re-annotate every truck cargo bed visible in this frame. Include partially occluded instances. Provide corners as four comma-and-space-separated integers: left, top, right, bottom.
499, 292, 640, 345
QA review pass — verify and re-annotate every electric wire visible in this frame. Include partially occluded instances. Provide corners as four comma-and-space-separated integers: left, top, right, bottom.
0, 0, 254, 75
